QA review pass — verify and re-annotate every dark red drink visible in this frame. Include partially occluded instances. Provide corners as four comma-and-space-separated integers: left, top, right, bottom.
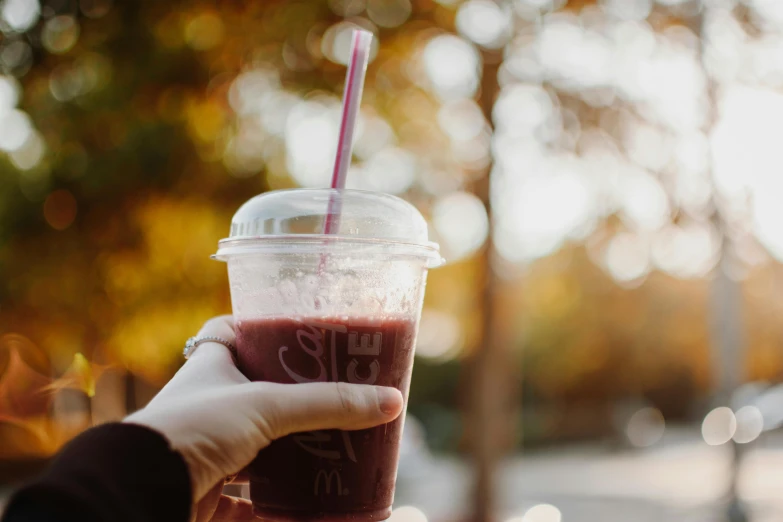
236, 316, 418, 522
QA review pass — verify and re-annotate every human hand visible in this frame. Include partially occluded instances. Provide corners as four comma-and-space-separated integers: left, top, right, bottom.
124, 315, 404, 522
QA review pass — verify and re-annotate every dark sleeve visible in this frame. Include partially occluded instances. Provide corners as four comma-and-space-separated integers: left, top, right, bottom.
1, 423, 192, 522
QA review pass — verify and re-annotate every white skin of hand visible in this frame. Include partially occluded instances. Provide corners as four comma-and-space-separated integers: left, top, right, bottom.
124, 316, 404, 522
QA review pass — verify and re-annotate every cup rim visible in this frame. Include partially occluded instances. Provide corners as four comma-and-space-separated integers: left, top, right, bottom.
213, 234, 444, 268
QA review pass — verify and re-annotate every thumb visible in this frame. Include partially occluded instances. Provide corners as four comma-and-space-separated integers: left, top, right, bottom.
256, 382, 403, 439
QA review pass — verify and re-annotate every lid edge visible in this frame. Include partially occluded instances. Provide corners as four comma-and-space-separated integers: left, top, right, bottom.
217, 234, 440, 251
213, 235, 443, 267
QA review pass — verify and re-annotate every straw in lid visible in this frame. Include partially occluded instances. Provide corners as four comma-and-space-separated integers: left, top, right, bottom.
214, 189, 443, 267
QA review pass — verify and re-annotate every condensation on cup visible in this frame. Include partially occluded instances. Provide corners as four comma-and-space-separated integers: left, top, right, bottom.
213, 188, 442, 522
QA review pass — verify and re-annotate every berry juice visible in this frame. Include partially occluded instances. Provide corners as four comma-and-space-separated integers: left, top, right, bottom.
235, 316, 418, 522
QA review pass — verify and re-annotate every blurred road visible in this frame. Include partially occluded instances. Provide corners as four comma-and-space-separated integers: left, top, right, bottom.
5, 425, 783, 521
395, 425, 783, 522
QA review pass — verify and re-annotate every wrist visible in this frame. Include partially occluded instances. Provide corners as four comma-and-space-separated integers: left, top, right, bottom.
122, 414, 210, 502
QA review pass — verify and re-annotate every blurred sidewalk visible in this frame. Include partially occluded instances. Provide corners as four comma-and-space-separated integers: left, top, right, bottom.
6, 426, 783, 521
396, 426, 783, 522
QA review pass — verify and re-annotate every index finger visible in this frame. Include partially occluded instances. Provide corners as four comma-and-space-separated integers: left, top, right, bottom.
150, 315, 245, 401
197, 315, 236, 341
188, 315, 238, 363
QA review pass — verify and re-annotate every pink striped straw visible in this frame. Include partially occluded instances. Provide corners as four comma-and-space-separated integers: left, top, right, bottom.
323, 29, 373, 235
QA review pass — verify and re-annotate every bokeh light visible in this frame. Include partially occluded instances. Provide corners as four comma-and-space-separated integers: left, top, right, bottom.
712, 85, 783, 263
388, 506, 428, 522
49, 54, 111, 102
0, 75, 20, 112
438, 99, 486, 142
355, 147, 416, 194
599, 0, 652, 21
493, 159, 594, 263
184, 12, 225, 51
1, 0, 39, 32
0, 40, 34, 75
456, 0, 511, 49
0, 109, 32, 152
492, 84, 555, 139
353, 114, 395, 160
651, 222, 720, 279
618, 169, 670, 232
416, 309, 462, 361
733, 405, 764, 444
604, 233, 650, 284
9, 130, 45, 170
223, 133, 266, 178
41, 16, 80, 54
43, 190, 78, 231
285, 100, 340, 187
423, 35, 481, 100
80, 0, 113, 19
322, 21, 379, 65
748, 0, 783, 30
328, 0, 366, 17
367, 0, 411, 29
702, 407, 737, 446
625, 407, 666, 447
523, 504, 562, 522
432, 191, 489, 262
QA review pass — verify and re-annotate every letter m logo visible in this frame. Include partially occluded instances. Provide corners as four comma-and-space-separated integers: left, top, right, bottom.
314, 469, 346, 496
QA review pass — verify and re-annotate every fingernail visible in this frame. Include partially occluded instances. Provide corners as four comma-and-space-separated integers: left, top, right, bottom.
377, 388, 401, 415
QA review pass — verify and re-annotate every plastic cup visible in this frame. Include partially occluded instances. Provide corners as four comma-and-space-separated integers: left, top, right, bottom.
214, 189, 441, 522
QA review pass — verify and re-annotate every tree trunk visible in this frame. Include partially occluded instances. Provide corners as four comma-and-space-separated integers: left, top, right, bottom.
709, 245, 744, 405
465, 50, 505, 522
695, 8, 748, 519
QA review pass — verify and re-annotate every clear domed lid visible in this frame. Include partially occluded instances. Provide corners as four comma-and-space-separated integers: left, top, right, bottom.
214, 189, 442, 267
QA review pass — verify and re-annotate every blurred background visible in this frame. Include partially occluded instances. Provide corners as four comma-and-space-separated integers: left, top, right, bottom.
2, 0, 783, 520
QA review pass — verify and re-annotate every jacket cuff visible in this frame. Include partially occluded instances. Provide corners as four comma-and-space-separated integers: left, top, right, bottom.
3, 423, 191, 522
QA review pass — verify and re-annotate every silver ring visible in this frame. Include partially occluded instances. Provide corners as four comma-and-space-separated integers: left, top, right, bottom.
183, 336, 237, 360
